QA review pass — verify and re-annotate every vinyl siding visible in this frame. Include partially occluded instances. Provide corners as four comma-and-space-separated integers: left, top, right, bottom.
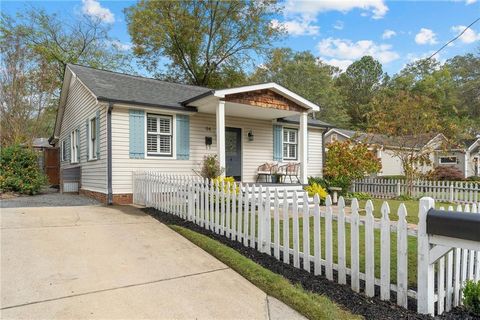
58, 77, 107, 193
307, 128, 323, 177
379, 149, 404, 176
111, 107, 323, 194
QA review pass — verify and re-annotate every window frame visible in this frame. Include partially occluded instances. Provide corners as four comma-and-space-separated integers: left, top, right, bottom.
439, 156, 458, 165
61, 140, 67, 161
88, 116, 98, 161
70, 130, 78, 164
282, 127, 298, 161
145, 113, 175, 158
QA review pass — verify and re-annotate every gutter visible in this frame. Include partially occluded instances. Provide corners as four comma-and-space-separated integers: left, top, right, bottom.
107, 102, 113, 205
97, 97, 198, 113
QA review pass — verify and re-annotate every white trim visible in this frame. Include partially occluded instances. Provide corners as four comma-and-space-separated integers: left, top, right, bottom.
299, 112, 308, 184
467, 139, 480, 152
213, 82, 320, 112
325, 128, 352, 139
144, 113, 176, 159
70, 130, 79, 164
282, 127, 298, 160
88, 115, 98, 161
217, 100, 226, 176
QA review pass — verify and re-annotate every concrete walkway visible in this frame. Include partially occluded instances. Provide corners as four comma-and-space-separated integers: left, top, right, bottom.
1, 205, 304, 319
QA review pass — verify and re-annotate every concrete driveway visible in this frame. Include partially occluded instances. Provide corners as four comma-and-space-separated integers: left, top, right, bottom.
1, 204, 304, 319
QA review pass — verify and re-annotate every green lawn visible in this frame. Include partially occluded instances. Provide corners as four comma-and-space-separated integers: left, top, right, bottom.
357, 199, 453, 224
169, 225, 361, 320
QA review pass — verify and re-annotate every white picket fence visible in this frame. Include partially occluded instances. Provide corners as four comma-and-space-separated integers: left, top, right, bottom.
353, 178, 480, 203
133, 172, 480, 316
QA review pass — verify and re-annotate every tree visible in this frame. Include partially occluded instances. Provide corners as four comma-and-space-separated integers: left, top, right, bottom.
368, 89, 445, 193
250, 48, 350, 126
0, 10, 129, 145
324, 140, 381, 191
445, 53, 480, 134
125, 0, 283, 88
336, 56, 385, 129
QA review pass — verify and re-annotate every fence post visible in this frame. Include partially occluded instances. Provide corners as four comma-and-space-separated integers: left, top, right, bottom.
417, 196, 435, 315
449, 184, 454, 203
396, 181, 401, 197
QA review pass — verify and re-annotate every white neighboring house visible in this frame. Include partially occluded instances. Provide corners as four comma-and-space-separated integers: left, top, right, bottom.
50, 64, 330, 204
325, 128, 479, 178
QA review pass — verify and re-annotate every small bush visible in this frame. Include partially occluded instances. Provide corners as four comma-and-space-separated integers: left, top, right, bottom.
212, 176, 238, 194
348, 192, 371, 200
463, 280, 480, 315
0, 144, 47, 195
396, 194, 416, 201
199, 154, 224, 179
308, 176, 329, 190
430, 166, 464, 181
304, 183, 328, 202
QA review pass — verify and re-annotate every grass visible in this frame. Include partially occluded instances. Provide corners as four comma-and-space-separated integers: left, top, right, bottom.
169, 224, 361, 320
357, 198, 453, 224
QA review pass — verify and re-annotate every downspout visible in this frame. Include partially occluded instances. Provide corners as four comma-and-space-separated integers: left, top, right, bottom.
107, 102, 113, 205
321, 129, 326, 175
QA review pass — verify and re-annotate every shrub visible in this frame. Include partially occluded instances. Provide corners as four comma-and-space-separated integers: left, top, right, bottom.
212, 176, 238, 194
463, 280, 480, 315
199, 154, 224, 179
304, 183, 328, 202
0, 144, 47, 195
324, 140, 381, 191
430, 166, 464, 181
348, 192, 371, 200
308, 176, 329, 190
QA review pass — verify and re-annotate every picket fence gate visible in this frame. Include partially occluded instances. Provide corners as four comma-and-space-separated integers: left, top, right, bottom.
133, 172, 480, 316
353, 178, 480, 203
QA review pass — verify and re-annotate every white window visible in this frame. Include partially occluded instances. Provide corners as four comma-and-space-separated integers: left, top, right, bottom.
61, 140, 66, 161
70, 130, 78, 163
283, 128, 298, 160
89, 117, 97, 160
146, 114, 173, 156
439, 156, 457, 164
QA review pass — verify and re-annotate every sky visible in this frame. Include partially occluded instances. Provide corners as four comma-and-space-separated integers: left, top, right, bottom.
2, 0, 480, 75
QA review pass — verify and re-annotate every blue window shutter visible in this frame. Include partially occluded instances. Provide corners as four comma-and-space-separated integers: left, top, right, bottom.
95, 110, 100, 159
85, 119, 89, 160
129, 109, 145, 159
176, 114, 190, 160
76, 128, 80, 163
273, 125, 282, 161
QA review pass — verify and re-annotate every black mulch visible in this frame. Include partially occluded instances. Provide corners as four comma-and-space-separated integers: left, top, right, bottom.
143, 207, 478, 320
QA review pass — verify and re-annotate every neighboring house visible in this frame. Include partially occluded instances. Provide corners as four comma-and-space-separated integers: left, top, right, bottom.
50, 64, 330, 204
324, 128, 448, 177
433, 139, 480, 178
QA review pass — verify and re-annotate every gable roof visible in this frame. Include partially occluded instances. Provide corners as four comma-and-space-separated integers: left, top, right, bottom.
68, 64, 211, 109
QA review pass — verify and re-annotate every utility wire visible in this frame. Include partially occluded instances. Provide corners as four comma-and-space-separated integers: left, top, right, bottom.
427, 16, 480, 60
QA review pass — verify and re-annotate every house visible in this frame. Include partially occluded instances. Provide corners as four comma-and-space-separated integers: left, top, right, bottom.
432, 139, 480, 178
50, 64, 330, 204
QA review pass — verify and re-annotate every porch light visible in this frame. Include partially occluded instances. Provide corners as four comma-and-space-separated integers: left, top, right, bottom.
248, 130, 254, 142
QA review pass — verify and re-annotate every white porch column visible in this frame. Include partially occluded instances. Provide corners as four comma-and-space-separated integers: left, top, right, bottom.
216, 100, 226, 176
299, 111, 308, 184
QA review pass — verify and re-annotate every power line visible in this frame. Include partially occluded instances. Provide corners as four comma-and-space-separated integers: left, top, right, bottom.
427, 16, 480, 60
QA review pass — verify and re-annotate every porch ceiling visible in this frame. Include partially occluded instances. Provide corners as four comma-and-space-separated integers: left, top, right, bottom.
190, 95, 301, 120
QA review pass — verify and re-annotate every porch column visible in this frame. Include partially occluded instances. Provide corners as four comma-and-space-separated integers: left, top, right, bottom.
216, 100, 226, 176
299, 111, 308, 184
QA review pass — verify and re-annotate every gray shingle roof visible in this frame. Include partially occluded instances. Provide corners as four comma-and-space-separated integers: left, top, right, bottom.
68, 64, 211, 109
278, 115, 331, 128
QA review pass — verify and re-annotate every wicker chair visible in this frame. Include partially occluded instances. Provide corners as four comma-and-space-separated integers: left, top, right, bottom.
278, 162, 300, 183
256, 162, 278, 183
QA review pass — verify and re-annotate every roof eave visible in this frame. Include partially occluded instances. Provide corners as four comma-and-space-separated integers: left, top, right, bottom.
97, 97, 198, 112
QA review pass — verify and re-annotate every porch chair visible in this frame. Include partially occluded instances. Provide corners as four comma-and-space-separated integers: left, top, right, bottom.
278, 162, 300, 183
256, 162, 278, 183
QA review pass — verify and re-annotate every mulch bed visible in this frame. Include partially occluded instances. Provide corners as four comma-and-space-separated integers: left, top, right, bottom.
143, 207, 478, 320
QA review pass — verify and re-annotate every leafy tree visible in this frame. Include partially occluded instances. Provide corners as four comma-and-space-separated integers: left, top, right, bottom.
324, 140, 381, 191
0, 9, 129, 145
445, 53, 480, 134
336, 56, 385, 129
125, 0, 283, 88
250, 48, 350, 126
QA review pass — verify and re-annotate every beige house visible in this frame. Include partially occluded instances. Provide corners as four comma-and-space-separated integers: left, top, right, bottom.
324, 129, 480, 178
50, 64, 329, 204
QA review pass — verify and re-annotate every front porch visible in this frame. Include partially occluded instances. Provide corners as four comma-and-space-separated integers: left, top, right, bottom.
185, 83, 321, 184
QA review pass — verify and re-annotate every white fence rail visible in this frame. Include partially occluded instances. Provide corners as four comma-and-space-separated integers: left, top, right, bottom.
133, 172, 480, 316
353, 178, 480, 203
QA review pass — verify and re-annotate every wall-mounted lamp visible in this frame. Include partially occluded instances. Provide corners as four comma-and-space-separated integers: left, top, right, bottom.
248, 130, 254, 142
